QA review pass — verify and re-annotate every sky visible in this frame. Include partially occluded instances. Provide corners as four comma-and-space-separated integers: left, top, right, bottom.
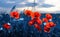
0, 0, 60, 13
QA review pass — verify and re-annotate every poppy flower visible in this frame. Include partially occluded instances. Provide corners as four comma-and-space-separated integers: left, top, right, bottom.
24, 10, 32, 17
10, 11, 20, 19
34, 24, 41, 31
49, 22, 56, 27
34, 12, 41, 18
36, 18, 42, 25
30, 12, 35, 19
44, 27, 50, 33
45, 22, 51, 28
43, 18, 48, 22
46, 14, 52, 20
28, 20, 34, 26
3, 23, 11, 29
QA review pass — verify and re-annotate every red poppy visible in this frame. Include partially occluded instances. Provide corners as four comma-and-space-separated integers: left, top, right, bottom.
28, 20, 34, 26
44, 27, 50, 33
24, 10, 32, 17
49, 22, 56, 27
10, 11, 20, 19
43, 18, 48, 22
36, 18, 42, 25
34, 24, 41, 31
46, 14, 52, 20
45, 22, 51, 28
30, 12, 35, 19
3, 23, 11, 29
34, 12, 41, 18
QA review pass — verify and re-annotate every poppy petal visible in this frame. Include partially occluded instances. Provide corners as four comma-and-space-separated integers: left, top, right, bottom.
3, 23, 11, 29
10, 11, 20, 19
46, 14, 52, 20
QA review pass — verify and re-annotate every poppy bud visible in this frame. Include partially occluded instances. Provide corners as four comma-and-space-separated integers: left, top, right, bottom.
46, 14, 52, 20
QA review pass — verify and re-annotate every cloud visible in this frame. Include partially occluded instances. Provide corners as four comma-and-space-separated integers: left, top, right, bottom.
0, 2, 15, 8
26, 0, 34, 3
16, 7, 60, 13
25, 3, 38, 7
37, 0, 44, 3
0, 0, 60, 13
26, 0, 44, 3
44, 0, 60, 7
0, 7, 11, 14
35, 6, 60, 12
18, 2, 26, 4
44, 0, 60, 9
16, 7, 33, 11
6, 1, 16, 3
34, 0, 60, 12
38, 4, 54, 8
17, 2, 38, 8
